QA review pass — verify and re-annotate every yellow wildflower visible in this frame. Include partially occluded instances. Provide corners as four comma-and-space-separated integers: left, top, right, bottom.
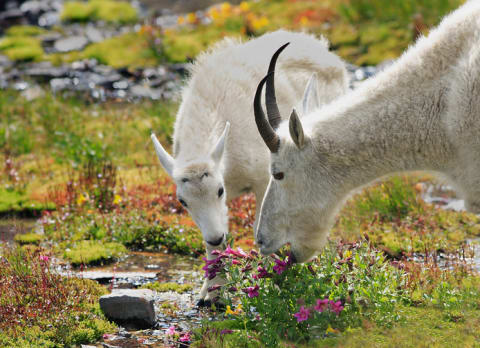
326, 324, 339, 334
177, 16, 185, 25
113, 194, 122, 205
239, 1, 250, 12
208, 7, 221, 21
225, 305, 235, 315
299, 16, 309, 26
77, 193, 87, 205
221, 2, 232, 14
344, 249, 352, 258
186, 12, 196, 24
234, 303, 243, 314
252, 16, 269, 31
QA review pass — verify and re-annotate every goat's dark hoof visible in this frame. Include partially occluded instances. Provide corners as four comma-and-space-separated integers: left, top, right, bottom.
196, 299, 206, 307
203, 299, 212, 308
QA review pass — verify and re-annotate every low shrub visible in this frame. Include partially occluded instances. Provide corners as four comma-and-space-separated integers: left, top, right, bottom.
61, 0, 138, 24
141, 281, 194, 293
14, 232, 43, 245
0, 245, 115, 346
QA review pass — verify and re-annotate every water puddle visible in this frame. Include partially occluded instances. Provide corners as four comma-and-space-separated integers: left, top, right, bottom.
0, 218, 36, 243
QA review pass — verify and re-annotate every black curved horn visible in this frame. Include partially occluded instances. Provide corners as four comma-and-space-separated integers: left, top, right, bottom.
266, 42, 290, 129
254, 73, 280, 153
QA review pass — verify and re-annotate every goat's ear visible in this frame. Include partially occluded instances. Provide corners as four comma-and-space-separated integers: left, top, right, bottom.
301, 73, 319, 115
211, 122, 230, 163
151, 133, 174, 177
289, 109, 305, 149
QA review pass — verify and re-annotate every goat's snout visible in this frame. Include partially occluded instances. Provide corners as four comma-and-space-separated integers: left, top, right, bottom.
206, 235, 225, 247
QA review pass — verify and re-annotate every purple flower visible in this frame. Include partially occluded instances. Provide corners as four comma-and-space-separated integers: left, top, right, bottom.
242, 284, 259, 298
221, 329, 233, 335
293, 306, 310, 322
273, 258, 288, 274
314, 299, 329, 312
225, 246, 248, 258
256, 266, 271, 278
179, 332, 191, 342
208, 284, 222, 292
165, 326, 177, 336
330, 300, 344, 315
232, 259, 241, 265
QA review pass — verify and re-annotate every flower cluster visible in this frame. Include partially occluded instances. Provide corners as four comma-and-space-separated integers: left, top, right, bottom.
293, 298, 344, 323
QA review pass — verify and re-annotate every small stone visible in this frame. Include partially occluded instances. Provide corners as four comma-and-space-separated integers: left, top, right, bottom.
22, 85, 44, 101
54, 36, 88, 53
100, 289, 156, 329
86, 26, 104, 43
38, 11, 59, 27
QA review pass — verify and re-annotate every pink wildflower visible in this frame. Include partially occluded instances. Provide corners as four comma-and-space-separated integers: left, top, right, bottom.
208, 284, 222, 292
314, 299, 329, 312
166, 326, 177, 336
103, 333, 112, 340
293, 306, 310, 322
273, 258, 288, 274
330, 300, 344, 315
256, 266, 271, 278
39, 255, 49, 262
242, 284, 259, 298
179, 332, 191, 342
232, 259, 241, 265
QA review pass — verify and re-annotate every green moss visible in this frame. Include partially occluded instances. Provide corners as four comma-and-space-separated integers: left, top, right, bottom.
61, 0, 137, 24
14, 233, 43, 245
63, 240, 126, 265
0, 36, 44, 62
6, 25, 48, 37
141, 281, 193, 293
0, 188, 50, 216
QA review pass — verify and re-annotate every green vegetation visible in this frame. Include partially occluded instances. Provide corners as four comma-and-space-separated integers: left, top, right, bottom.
14, 232, 43, 245
62, 240, 126, 265
0, 246, 116, 347
61, 0, 138, 24
0, 36, 43, 61
6, 25, 48, 37
331, 176, 480, 257
141, 281, 194, 293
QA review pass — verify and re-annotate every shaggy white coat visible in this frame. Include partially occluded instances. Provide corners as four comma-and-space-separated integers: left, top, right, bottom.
255, 1, 480, 263
151, 30, 348, 301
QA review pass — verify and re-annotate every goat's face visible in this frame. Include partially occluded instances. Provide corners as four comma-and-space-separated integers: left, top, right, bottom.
253, 43, 337, 263
151, 123, 230, 248
255, 129, 332, 263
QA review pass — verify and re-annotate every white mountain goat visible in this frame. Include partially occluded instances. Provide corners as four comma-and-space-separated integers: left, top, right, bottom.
151, 30, 348, 304
253, 1, 480, 264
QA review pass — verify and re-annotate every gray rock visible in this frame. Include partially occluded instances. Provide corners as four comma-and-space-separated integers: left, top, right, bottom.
85, 26, 104, 43
38, 11, 59, 27
100, 289, 156, 328
54, 36, 88, 53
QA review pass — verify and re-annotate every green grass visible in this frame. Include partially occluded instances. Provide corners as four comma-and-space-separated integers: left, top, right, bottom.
141, 281, 194, 293
0, 36, 43, 62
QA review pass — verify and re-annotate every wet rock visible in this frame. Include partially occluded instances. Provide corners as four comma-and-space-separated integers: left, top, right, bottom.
0, 9, 24, 28
100, 289, 156, 329
50, 77, 72, 92
85, 26, 104, 43
24, 62, 68, 82
38, 11, 59, 27
54, 36, 89, 53
130, 85, 162, 100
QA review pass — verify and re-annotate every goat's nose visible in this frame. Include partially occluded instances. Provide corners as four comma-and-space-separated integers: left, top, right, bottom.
206, 235, 224, 247
256, 237, 264, 247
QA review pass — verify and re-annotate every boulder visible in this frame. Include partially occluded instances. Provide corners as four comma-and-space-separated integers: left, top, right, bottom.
99, 289, 156, 329
54, 36, 88, 53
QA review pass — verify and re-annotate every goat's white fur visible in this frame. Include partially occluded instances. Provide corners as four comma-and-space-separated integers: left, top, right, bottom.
151, 30, 348, 302
255, 1, 480, 263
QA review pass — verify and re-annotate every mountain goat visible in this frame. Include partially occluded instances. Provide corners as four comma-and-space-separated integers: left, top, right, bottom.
253, 1, 480, 264
151, 30, 348, 304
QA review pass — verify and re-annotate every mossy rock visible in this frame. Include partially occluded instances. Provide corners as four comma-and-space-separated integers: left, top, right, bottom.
141, 281, 193, 293
14, 232, 43, 245
6, 25, 48, 37
61, 0, 137, 24
0, 36, 43, 62
63, 240, 126, 266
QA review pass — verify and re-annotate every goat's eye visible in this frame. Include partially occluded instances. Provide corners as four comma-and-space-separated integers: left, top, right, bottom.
273, 172, 284, 180
179, 199, 188, 208
218, 187, 224, 198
